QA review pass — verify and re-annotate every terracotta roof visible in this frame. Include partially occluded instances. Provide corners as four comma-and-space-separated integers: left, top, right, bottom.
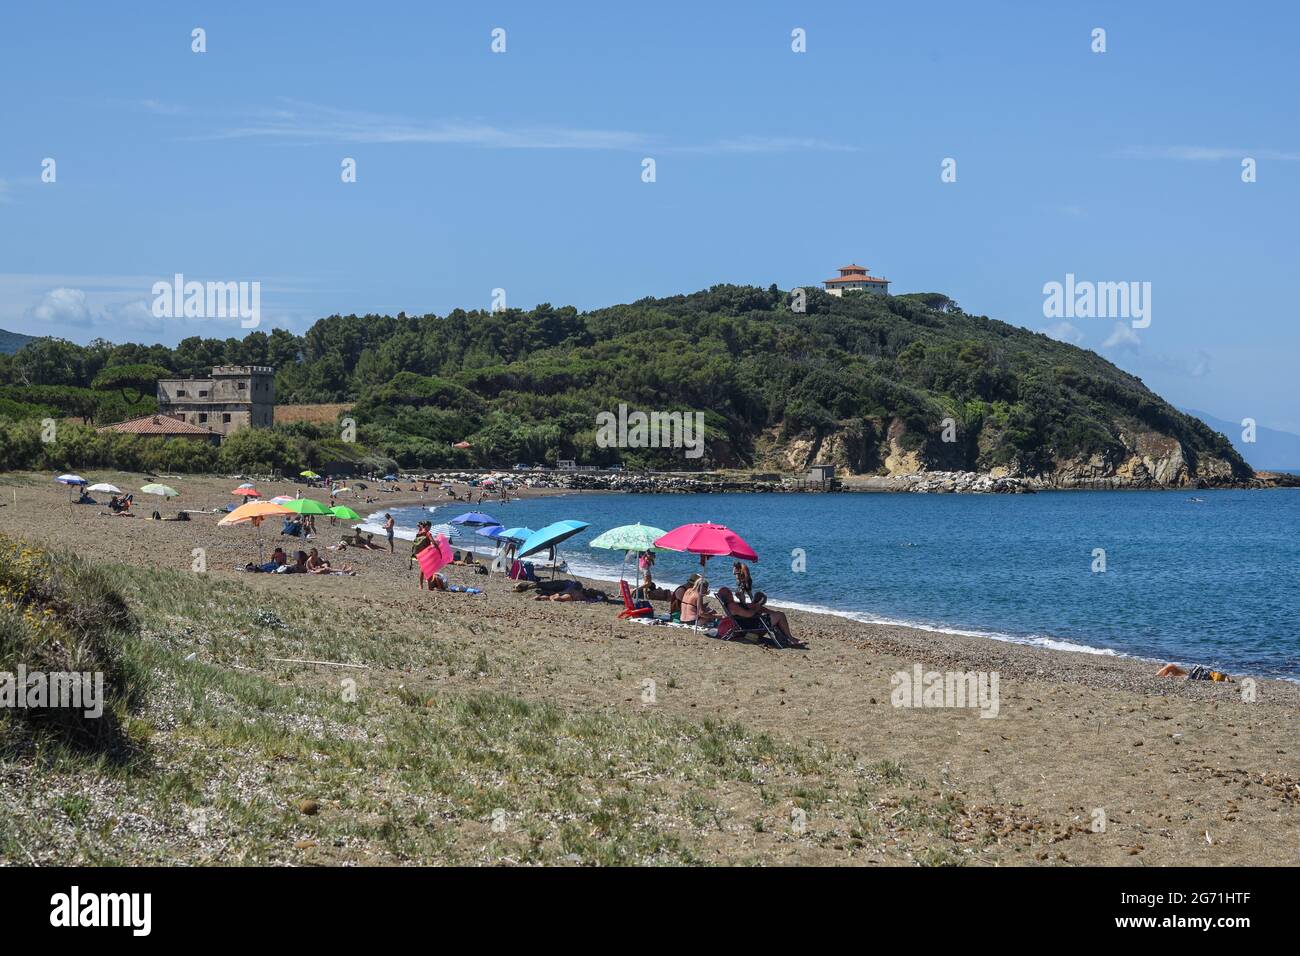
97, 414, 217, 436
837, 263, 868, 272
824, 274, 889, 284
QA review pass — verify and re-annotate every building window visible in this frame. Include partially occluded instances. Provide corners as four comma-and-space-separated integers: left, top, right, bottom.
223, 413, 231, 424
238, 382, 246, 390
176, 389, 186, 397
199, 390, 208, 397
199, 413, 208, 423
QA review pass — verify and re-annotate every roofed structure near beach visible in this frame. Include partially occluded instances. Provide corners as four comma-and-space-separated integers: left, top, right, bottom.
823, 263, 890, 296
96, 414, 222, 445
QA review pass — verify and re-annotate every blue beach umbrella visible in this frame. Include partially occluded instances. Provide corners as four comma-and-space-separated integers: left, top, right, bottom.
55, 473, 88, 503
495, 526, 535, 544
517, 520, 590, 579
450, 511, 499, 528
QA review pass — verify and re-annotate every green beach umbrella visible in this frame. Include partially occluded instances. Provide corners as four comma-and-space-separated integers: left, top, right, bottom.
300, 470, 320, 479
281, 498, 331, 515
589, 523, 667, 553
140, 483, 179, 498
590, 523, 668, 584
329, 505, 361, 520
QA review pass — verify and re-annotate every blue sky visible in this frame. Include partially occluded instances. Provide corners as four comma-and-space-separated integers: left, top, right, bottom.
2, 1, 1297, 430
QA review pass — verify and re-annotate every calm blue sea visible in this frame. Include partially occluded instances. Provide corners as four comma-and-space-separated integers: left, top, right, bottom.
378, 490, 1300, 679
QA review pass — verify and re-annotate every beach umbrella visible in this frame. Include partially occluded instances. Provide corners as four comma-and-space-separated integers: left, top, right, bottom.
428, 522, 461, 540
56, 473, 87, 505
237, 482, 256, 489
382, 473, 398, 481
333, 487, 350, 494
475, 524, 506, 539
219, 500, 292, 526
87, 482, 121, 494
486, 526, 535, 572
281, 498, 331, 516
270, 495, 294, 504
590, 523, 667, 553
590, 523, 669, 583
417, 534, 455, 581
449, 511, 499, 528
219, 500, 291, 562
231, 487, 261, 497
654, 522, 758, 571
140, 483, 179, 499
299, 470, 320, 479
329, 505, 362, 521
517, 520, 590, 579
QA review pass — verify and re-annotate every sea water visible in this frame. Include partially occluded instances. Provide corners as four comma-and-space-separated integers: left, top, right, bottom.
379, 489, 1300, 679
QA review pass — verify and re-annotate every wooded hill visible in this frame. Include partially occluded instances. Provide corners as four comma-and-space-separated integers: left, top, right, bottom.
0, 287, 1249, 480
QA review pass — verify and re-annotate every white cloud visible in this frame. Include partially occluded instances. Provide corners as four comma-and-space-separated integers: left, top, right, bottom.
27, 287, 93, 325
1102, 323, 1141, 350
1043, 321, 1084, 344
188, 99, 856, 153
1120, 145, 1300, 162
1100, 322, 1211, 379
207, 100, 648, 150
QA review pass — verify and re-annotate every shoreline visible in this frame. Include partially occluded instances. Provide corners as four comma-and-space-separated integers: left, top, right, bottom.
3, 469, 1297, 865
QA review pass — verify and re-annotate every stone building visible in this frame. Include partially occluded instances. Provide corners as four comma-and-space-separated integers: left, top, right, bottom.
156, 365, 275, 436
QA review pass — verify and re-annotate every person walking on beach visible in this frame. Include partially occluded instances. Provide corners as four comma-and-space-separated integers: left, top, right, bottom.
410, 520, 433, 588
384, 513, 395, 553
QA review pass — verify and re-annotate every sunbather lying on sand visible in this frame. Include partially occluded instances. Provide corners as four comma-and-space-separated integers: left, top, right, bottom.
1156, 663, 1232, 682
305, 548, 356, 575
533, 579, 607, 602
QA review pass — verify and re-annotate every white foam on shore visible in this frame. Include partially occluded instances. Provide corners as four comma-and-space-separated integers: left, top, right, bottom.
561, 555, 1123, 659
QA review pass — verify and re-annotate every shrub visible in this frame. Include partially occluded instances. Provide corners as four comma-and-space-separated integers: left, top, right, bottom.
0, 534, 137, 756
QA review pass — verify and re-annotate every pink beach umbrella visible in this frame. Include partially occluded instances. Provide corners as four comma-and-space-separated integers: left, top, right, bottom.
417, 533, 456, 580
653, 522, 758, 569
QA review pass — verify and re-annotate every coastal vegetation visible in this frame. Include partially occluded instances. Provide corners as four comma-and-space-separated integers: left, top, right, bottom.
0, 286, 1247, 479
0, 548, 1000, 865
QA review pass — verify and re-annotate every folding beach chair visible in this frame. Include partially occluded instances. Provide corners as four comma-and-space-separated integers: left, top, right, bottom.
618, 579, 653, 619
720, 605, 786, 649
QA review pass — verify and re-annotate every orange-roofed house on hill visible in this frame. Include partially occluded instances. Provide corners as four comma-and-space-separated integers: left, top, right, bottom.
823, 263, 890, 297
96, 414, 222, 446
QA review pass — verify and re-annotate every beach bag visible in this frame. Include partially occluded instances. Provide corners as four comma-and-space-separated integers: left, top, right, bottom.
715, 618, 737, 640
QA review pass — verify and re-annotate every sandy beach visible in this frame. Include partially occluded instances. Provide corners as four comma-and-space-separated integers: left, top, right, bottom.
2, 470, 1296, 866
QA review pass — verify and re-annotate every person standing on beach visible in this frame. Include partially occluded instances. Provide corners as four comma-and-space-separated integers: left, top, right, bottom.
384, 513, 395, 552
733, 561, 753, 602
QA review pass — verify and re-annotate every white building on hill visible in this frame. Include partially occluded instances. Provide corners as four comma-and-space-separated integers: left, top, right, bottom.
823, 263, 890, 296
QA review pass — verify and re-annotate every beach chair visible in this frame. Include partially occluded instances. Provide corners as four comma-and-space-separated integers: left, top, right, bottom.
618, 580, 653, 619
720, 605, 785, 649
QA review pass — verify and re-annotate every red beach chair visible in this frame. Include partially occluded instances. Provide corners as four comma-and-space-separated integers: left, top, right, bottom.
618, 580, 653, 619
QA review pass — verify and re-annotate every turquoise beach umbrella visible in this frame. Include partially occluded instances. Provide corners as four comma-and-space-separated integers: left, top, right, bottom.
517, 520, 590, 579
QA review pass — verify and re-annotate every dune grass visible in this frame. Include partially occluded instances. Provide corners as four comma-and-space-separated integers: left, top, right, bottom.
0, 553, 1048, 865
